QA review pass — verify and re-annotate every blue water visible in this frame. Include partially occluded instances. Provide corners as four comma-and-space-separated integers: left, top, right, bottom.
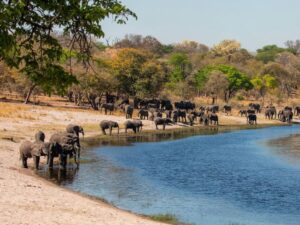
44, 126, 300, 225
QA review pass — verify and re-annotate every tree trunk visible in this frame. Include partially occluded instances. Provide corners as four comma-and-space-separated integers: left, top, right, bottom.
24, 84, 36, 104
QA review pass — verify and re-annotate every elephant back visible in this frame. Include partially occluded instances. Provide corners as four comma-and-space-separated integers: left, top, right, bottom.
50, 132, 79, 154
31, 142, 45, 157
19, 141, 34, 157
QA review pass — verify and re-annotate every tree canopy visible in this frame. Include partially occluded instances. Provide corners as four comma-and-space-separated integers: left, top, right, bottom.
0, 0, 136, 103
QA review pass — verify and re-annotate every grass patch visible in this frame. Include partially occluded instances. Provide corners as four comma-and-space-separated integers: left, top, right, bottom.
148, 214, 195, 225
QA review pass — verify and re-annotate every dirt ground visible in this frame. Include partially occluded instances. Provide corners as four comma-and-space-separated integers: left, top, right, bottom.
0, 97, 285, 225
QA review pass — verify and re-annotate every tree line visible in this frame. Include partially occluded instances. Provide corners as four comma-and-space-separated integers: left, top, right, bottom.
1, 1, 300, 105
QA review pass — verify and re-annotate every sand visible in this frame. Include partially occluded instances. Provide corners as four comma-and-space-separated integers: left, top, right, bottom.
0, 100, 282, 225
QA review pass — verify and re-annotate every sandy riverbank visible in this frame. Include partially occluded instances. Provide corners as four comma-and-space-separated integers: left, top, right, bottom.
0, 100, 283, 225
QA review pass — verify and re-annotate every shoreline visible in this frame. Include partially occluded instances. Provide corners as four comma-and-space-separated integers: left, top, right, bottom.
0, 101, 287, 225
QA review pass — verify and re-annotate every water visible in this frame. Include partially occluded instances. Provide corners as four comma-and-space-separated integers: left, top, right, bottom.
39, 125, 300, 225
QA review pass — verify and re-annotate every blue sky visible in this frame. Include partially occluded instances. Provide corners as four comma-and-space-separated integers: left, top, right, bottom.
101, 0, 300, 51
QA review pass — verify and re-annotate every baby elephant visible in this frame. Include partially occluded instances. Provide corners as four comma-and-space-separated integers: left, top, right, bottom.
19, 141, 53, 169
154, 118, 173, 130
66, 124, 84, 137
124, 120, 143, 133
100, 120, 119, 135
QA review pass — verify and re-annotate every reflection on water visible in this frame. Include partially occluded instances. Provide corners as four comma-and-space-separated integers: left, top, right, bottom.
38, 125, 300, 225
268, 134, 300, 164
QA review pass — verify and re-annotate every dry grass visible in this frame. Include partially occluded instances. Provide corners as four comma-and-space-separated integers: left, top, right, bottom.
0, 102, 37, 120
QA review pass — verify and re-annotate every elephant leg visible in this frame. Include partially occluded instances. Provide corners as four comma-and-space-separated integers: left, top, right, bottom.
22, 156, 28, 168
48, 155, 54, 169
59, 154, 67, 170
109, 127, 112, 136
33, 156, 40, 170
155, 124, 158, 130
163, 124, 166, 130
102, 128, 106, 135
133, 127, 137, 133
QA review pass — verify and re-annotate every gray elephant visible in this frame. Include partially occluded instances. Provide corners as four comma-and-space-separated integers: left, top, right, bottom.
209, 113, 219, 125
247, 114, 257, 125
187, 114, 195, 126
138, 109, 149, 120
223, 105, 232, 115
265, 107, 276, 120
278, 109, 293, 123
100, 103, 115, 115
100, 120, 119, 135
154, 118, 173, 130
125, 105, 134, 119
66, 124, 84, 137
49, 132, 80, 169
35, 131, 45, 142
200, 114, 209, 126
124, 120, 143, 133
19, 140, 53, 169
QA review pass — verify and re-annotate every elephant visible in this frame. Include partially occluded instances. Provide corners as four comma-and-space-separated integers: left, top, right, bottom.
174, 101, 195, 111
249, 103, 261, 113
49, 132, 80, 169
209, 113, 219, 125
100, 103, 115, 115
191, 111, 204, 122
149, 110, 162, 121
164, 110, 173, 119
265, 107, 276, 120
200, 114, 209, 126
160, 100, 173, 110
206, 105, 219, 113
239, 110, 247, 117
100, 120, 119, 135
284, 106, 293, 111
19, 140, 54, 169
35, 131, 45, 142
172, 110, 186, 123
247, 109, 256, 115
223, 105, 232, 115
278, 109, 293, 123
247, 114, 257, 125
66, 124, 84, 137
125, 105, 134, 119
154, 118, 173, 130
294, 106, 300, 116
124, 120, 143, 133
187, 114, 195, 126
138, 109, 149, 120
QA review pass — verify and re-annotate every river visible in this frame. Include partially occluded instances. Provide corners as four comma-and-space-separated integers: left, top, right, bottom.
39, 125, 300, 225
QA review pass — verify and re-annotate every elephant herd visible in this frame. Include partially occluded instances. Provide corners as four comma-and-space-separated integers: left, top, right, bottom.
20, 124, 84, 170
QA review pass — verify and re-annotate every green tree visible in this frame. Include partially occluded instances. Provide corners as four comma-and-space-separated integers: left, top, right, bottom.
110, 48, 166, 97
168, 53, 192, 82
251, 74, 278, 98
195, 65, 253, 101
256, 45, 290, 63
0, 0, 136, 103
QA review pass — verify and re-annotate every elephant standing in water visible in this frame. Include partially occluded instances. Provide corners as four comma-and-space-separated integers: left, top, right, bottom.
100, 120, 119, 135
49, 132, 80, 170
124, 120, 143, 133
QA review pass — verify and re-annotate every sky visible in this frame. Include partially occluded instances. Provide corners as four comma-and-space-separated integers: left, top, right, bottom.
101, 0, 300, 51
